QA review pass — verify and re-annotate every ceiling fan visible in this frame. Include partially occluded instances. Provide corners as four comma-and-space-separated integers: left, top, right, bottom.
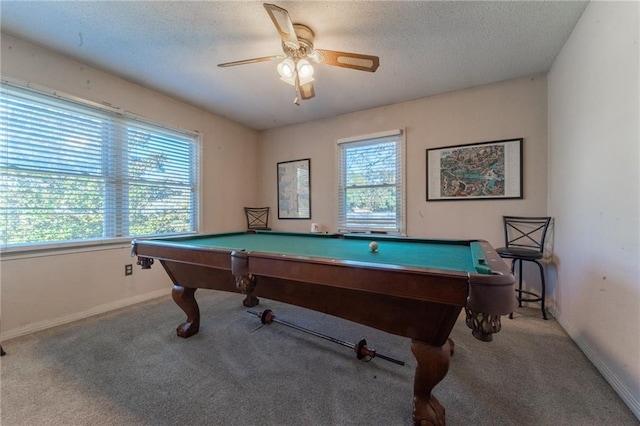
217, 3, 380, 105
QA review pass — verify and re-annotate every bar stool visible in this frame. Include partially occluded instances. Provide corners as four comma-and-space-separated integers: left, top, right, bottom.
496, 216, 552, 320
244, 207, 271, 231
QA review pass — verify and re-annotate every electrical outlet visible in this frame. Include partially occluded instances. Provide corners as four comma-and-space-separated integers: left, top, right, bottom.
125, 264, 133, 276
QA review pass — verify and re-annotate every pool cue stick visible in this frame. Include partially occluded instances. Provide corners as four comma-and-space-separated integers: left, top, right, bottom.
247, 309, 404, 366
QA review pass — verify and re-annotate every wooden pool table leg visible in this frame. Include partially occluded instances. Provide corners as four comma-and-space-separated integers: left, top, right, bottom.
411, 339, 451, 426
231, 251, 259, 307
172, 285, 200, 338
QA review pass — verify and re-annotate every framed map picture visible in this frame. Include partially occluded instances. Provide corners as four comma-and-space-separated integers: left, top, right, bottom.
277, 158, 311, 219
426, 138, 523, 201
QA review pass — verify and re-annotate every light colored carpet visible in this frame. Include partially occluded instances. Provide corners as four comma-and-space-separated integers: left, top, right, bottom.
1, 290, 637, 425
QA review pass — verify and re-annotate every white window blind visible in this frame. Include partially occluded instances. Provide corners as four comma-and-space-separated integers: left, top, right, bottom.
336, 130, 405, 234
0, 83, 200, 248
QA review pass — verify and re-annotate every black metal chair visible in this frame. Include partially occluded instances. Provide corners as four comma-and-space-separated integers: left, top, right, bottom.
496, 216, 552, 320
244, 207, 271, 231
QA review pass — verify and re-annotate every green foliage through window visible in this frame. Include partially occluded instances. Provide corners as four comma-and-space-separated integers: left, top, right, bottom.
0, 83, 200, 247
337, 131, 405, 233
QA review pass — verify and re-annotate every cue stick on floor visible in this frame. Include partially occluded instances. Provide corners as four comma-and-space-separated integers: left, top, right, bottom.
247, 309, 405, 366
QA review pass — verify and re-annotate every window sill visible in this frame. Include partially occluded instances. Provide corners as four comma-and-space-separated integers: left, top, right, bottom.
0, 233, 196, 260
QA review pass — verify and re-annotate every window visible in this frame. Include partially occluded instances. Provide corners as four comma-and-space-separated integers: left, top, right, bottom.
0, 82, 200, 248
336, 129, 405, 234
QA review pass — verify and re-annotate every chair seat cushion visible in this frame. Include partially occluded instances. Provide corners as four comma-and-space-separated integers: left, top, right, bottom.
496, 247, 543, 260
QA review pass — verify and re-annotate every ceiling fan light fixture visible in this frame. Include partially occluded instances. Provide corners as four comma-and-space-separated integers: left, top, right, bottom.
278, 58, 314, 86
277, 58, 296, 80
297, 59, 314, 79
307, 50, 324, 64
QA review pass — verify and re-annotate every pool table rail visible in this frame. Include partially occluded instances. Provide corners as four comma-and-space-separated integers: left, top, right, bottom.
132, 236, 515, 317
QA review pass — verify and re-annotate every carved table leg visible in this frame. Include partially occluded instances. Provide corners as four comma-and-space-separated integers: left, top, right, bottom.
411, 339, 452, 426
231, 251, 259, 307
171, 285, 200, 338
235, 274, 259, 307
242, 294, 259, 307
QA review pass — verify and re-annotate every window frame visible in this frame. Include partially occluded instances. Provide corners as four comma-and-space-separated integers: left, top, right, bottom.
0, 79, 201, 253
335, 129, 406, 235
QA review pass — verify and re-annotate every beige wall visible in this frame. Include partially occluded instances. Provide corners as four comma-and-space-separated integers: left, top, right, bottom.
259, 76, 548, 247
548, 1, 640, 417
0, 34, 259, 335
2, 5, 638, 418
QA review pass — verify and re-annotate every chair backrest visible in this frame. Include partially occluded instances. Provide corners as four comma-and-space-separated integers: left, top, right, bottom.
244, 207, 270, 230
503, 216, 551, 253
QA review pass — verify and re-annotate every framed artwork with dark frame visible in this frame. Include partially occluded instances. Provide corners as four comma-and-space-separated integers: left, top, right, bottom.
277, 158, 311, 219
426, 138, 523, 201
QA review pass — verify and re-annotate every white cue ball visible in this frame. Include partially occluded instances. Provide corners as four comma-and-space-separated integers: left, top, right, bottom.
369, 241, 378, 252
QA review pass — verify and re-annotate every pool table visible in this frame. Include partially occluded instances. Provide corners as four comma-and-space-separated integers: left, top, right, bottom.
132, 231, 515, 425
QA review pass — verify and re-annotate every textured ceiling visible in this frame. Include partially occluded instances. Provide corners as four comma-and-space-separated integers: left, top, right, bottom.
0, 1, 588, 130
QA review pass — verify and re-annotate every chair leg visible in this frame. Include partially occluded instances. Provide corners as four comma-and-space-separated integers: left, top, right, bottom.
509, 258, 547, 320
533, 260, 548, 320
517, 259, 524, 308
509, 260, 515, 319
509, 259, 523, 319
0, 345, 5, 356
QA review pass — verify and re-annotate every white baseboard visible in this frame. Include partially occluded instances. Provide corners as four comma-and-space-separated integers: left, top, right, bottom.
1, 288, 169, 341
550, 307, 640, 420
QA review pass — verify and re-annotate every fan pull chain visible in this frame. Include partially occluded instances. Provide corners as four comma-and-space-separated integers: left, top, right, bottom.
293, 61, 301, 106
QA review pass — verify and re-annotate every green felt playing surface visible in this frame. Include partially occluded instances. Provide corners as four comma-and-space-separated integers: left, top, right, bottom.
174, 232, 490, 274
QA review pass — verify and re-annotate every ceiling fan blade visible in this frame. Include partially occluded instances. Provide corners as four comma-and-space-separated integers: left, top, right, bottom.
217, 55, 281, 67
264, 3, 299, 50
317, 49, 380, 72
300, 83, 315, 100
